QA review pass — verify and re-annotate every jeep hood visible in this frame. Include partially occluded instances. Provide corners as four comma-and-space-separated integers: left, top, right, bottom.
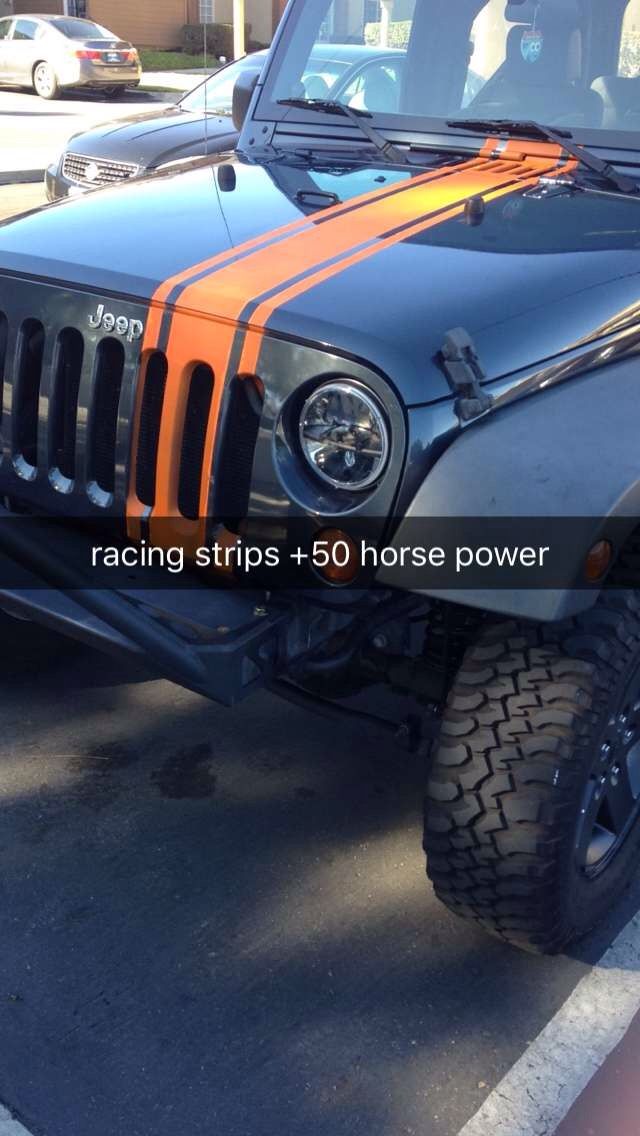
0, 154, 638, 405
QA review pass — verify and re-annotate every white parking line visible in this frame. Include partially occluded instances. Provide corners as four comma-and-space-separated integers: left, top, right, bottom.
458, 912, 640, 1136
0, 1104, 34, 1136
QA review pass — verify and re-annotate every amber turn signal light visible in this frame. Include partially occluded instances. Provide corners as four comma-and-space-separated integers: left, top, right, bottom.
313, 529, 360, 585
585, 540, 613, 583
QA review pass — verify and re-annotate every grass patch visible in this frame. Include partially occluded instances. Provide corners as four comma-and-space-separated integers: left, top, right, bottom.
139, 49, 221, 71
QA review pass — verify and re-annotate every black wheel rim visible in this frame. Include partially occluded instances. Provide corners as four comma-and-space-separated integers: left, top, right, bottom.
576, 675, 640, 877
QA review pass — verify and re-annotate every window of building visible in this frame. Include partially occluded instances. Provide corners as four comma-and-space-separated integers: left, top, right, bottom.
199, 0, 215, 22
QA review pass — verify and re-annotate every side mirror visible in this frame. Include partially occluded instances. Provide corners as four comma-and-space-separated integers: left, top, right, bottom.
232, 68, 260, 131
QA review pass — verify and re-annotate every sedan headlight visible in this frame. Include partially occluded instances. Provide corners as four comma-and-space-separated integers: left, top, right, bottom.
299, 381, 389, 490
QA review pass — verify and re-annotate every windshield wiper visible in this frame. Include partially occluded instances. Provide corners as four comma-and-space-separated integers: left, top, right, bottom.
277, 98, 408, 165
446, 118, 639, 195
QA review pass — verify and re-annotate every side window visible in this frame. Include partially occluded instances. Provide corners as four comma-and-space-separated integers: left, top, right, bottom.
0, 19, 13, 41
339, 61, 403, 113
620, 0, 640, 76
13, 19, 40, 42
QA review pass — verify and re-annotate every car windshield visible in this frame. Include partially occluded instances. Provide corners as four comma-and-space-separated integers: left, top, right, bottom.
265, 0, 640, 143
182, 55, 264, 114
49, 17, 115, 39
182, 51, 351, 115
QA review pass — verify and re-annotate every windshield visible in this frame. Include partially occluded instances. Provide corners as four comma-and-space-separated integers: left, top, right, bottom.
182, 54, 266, 114
265, 0, 640, 142
49, 17, 115, 39
182, 50, 352, 116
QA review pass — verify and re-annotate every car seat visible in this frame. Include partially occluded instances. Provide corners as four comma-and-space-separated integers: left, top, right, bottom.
303, 73, 331, 100
465, 7, 603, 128
360, 65, 399, 113
591, 76, 640, 130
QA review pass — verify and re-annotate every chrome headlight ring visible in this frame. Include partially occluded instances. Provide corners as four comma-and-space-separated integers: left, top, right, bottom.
299, 380, 390, 491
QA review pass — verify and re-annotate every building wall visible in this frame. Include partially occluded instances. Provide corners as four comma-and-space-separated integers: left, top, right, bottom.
211, 0, 274, 46
13, 0, 63, 13
9, 0, 281, 49
86, 0, 190, 47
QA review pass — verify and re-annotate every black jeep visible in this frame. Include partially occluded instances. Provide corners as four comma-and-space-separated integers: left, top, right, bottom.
1, 0, 640, 954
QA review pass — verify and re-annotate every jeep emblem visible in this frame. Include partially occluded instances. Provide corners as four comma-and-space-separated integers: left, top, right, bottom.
88, 303, 144, 343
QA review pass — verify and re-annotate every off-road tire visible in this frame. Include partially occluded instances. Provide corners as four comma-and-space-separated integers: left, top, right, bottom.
424, 591, 640, 953
33, 62, 59, 100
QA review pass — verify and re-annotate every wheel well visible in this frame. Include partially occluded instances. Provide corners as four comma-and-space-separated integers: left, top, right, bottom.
609, 523, 640, 587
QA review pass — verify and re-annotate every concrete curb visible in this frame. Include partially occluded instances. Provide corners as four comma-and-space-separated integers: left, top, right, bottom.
0, 171, 45, 187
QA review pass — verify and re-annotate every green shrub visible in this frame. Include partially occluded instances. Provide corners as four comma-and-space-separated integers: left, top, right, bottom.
364, 20, 412, 49
138, 49, 212, 71
182, 23, 252, 59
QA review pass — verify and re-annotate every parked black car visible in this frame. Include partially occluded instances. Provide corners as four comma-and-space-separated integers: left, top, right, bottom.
45, 51, 268, 200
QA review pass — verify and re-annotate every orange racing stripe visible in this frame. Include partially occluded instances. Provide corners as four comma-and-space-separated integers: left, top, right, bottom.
128, 141, 574, 551
127, 157, 489, 536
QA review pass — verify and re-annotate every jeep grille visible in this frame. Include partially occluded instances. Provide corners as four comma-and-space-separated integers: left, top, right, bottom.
0, 284, 138, 514
0, 283, 261, 528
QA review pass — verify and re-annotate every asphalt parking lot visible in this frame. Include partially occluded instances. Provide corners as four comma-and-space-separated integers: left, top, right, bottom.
2, 610, 640, 1136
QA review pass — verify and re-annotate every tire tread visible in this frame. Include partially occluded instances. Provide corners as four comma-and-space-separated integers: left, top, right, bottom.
424, 591, 640, 952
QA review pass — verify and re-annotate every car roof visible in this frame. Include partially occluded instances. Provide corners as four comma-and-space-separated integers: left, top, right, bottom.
14, 13, 103, 24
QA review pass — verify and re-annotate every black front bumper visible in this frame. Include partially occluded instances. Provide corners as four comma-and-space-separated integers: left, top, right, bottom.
45, 162, 74, 203
0, 511, 289, 706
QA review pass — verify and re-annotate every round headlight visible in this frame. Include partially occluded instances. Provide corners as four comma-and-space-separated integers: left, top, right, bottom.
299, 382, 389, 491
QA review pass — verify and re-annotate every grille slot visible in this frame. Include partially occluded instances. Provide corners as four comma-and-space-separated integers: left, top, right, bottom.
62, 152, 139, 188
0, 311, 7, 430
88, 337, 125, 498
14, 318, 45, 471
136, 351, 168, 507
49, 328, 84, 483
213, 376, 263, 530
178, 364, 214, 521
0, 281, 150, 514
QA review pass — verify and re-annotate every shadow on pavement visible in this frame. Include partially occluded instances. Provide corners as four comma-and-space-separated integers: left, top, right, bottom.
0, 614, 635, 1136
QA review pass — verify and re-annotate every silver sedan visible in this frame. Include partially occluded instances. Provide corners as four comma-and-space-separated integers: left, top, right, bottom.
0, 13, 141, 100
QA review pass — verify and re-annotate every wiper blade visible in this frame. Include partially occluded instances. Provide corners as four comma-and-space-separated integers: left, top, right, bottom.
277, 98, 408, 165
447, 118, 639, 195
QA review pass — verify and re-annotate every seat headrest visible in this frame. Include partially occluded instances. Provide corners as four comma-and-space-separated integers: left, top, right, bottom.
592, 75, 640, 110
362, 67, 398, 112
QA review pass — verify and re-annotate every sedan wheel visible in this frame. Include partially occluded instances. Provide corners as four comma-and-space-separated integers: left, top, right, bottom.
33, 62, 59, 100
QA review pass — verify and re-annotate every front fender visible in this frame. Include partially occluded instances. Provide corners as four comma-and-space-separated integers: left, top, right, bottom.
378, 355, 640, 621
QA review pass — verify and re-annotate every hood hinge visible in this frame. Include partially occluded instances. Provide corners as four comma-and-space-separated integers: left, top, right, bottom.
440, 327, 494, 422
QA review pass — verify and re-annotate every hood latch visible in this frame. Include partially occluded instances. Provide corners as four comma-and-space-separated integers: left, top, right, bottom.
440, 327, 494, 422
